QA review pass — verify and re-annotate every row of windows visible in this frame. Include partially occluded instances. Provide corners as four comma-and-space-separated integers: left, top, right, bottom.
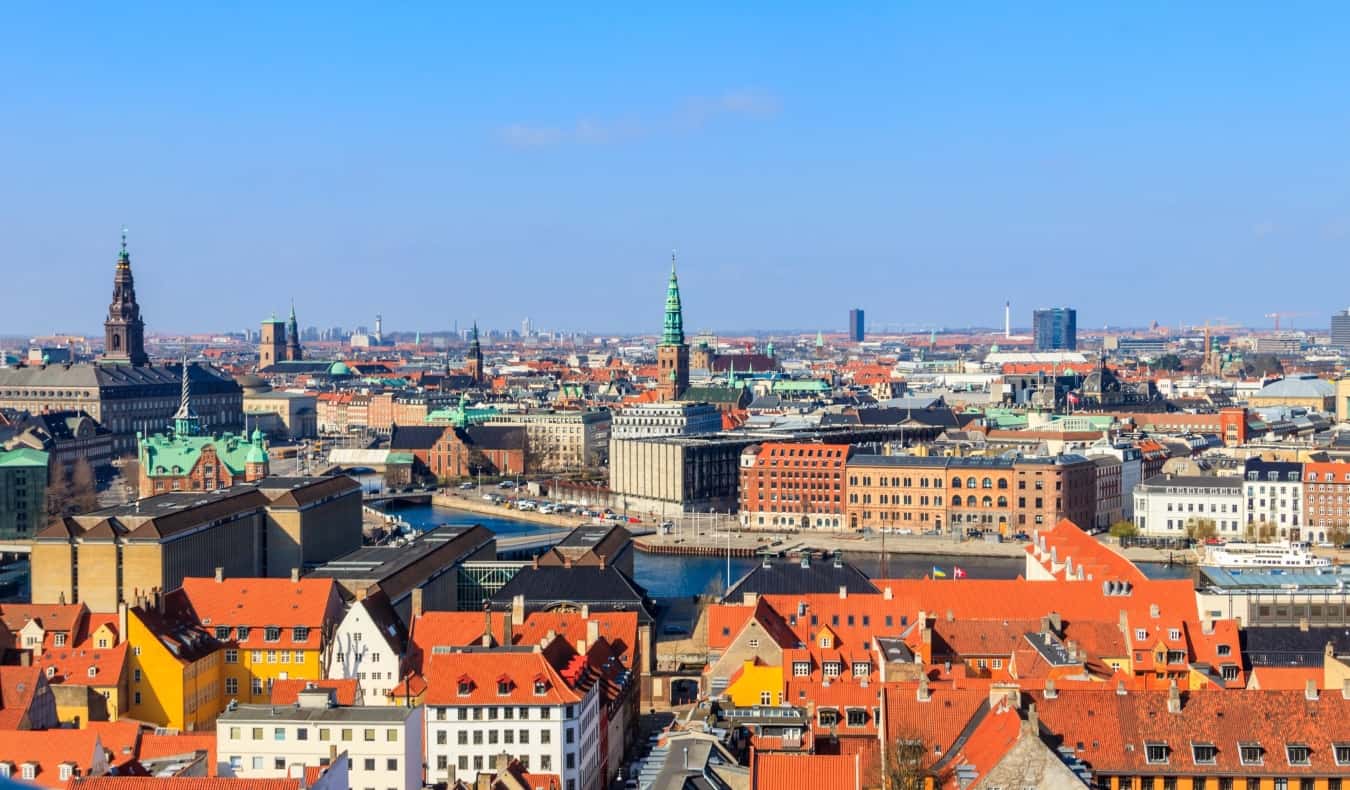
225, 725, 400, 743
224, 649, 307, 664
434, 726, 553, 746
214, 626, 311, 643
431, 705, 565, 721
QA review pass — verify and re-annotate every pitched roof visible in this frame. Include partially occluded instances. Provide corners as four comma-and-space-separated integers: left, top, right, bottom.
0, 664, 45, 730
0, 720, 142, 788
270, 678, 360, 706
423, 648, 583, 706
753, 753, 862, 790
490, 566, 653, 623
135, 732, 218, 777
726, 556, 878, 601
176, 576, 338, 649
71, 780, 300, 790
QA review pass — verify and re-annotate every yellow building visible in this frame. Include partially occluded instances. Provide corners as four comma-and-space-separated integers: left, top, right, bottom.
37, 616, 128, 727
724, 659, 783, 707
124, 598, 223, 732
177, 574, 341, 705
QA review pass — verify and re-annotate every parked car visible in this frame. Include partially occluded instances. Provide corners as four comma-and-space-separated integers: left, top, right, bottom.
458, 482, 475, 490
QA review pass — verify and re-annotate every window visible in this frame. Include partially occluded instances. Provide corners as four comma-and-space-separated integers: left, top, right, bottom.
215, 626, 230, 640
54, 633, 66, 647
274, 727, 285, 741
1217, 644, 1231, 656
533, 680, 548, 695
1287, 744, 1311, 765
225, 649, 238, 664
386, 728, 398, 742
1335, 743, 1350, 765
846, 708, 867, 726
1145, 742, 1169, 764
264, 626, 281, 642
1239, 743, 1263, 765
293, 626, 309, 642
823, 661, 842, 678
1192, 743, 1217, 764
237, 626, 250, 641
760, 691, 772, 705
852, 662, 870, 677
363, 728, 376, 742
225, 678, 238, 694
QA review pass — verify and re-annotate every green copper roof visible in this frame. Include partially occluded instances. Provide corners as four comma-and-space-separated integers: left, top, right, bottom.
425, 401, 499, 428
0, 447, 49, 468
328, 361, 351, 376
139, 430, 262, 478
661, 255, 685, 347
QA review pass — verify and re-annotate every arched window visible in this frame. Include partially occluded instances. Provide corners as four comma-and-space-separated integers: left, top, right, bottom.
982, 496, 992, 507
966, 495, 976, 507
982, 477, 992, 489
997, 496, 1008, 507
967, 477, 977, 489
951, 478, 962, 489
997, 479, 1008, 489
951, 495, 961, 507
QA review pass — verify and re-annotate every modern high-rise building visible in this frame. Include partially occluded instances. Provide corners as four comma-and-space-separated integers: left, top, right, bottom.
1331, 308, 1350, 349
1033, 307, 1078, 351
848, 308, 865, 342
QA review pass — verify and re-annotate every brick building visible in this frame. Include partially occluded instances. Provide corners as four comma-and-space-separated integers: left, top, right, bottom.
738, 442, 850, 530
1301, 461, 1350, 542
844, 453, 1097, 535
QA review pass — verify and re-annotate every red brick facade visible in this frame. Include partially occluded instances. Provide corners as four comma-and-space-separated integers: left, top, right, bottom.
739, 442, 850, 529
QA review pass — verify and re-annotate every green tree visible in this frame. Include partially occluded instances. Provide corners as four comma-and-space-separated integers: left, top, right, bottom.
1149, 353, 1183, 372
1108, 520, 1137, 539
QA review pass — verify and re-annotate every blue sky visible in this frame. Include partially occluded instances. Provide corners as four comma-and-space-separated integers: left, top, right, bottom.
3, 3, 1349, 336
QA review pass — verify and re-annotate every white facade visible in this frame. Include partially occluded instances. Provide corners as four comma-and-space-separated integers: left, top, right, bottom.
425, 684, 600, 790
1243, 466, 1306, 537
1133, 475, 1243, 537
610, 403, 722, 440
326, 599, 403, 706
218, 691, 423, 790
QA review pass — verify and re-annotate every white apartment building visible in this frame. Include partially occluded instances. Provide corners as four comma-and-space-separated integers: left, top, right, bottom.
609, 402, 722, 440
423, 646, 600, 790
326, 596, 405, 706
1133, 474, 1243, 537
218, 687, 423, 790
1243, 459, 1306, 537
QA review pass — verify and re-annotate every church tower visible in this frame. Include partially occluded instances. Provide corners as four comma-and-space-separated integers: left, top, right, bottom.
259, 314, 286, 370
103, 229, 149, 366
286, 300, 303, 361
656, 253, 689, 401
466, 322, 484, 384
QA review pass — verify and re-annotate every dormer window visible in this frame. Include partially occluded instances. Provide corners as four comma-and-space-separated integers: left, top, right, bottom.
215, 626, 230, 640
819, 634, 832, 649
1135, 628, 1148, 642
852, 661, 870, 677
818, 708, 839, 727
1334, 743, 1350, 766
1217, 644, 1231, 657
1191, 743, 1217, 765
58, 764, 73, 781
293, 627, 309, 643
0, 762, 10, 778
533, 680, 548, 696
264, 627, 281, 642
457, 679, 473, 696
87, 666, 97, 678
1286, 744, 1311, 766
1239, 743, 1263, 765
823, 661, 842, 678
54, 633, 66, 647
1145, 742, 1169, 764
45, 667, 54, 679
237, 626, 251, 641
497, 675, 513, 696
1167, 628, 1180, 641
792, 661, 811, 677
20, 764, 35, 781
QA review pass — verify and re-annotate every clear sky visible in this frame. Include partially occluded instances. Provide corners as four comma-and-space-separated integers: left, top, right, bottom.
4, 4, 1349, 336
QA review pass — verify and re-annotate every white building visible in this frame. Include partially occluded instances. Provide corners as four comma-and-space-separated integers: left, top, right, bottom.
1242, 460, 1306, 538
217, 687, 423, 790
1133, 474, 1243, 538
326, 595, 406, 706
609, 402, 722, 441
423, 645, 600, 790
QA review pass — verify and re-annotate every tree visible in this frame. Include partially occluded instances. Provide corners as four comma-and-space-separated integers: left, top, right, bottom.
885, 734, 947, 790
1149, 353, 1183, 372
68, 458, 99, 515
45, 464, 71, 521
1108, 520, 1137, 539
1255, 521, 1278, 543
1328, 526, 1350, 547
1184, 518, 1217, 543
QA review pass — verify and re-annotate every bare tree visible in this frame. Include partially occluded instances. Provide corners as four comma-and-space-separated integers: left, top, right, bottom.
885, 734, 946, 790
1184, 517, 1217, 543
69, 458, 99, 515
45, 464, 71, 521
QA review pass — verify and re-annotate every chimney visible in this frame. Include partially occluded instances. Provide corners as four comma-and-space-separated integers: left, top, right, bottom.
1342, 679, 1350, 700
502, 608, 513, 648
1039, 616, 1050, 635
1048, 612, 1062, 633
410, 587, 424, 618
512, 595, 525, 624
1305, 680, 1319, 701
1044, 678, 1058, 699
916, 675, 930, 702
156, 587, 165, 615
1166, 682, 1181, 714
1149, 603, 1160, 619
946, 609, 954, 623
1201, 619, 1214, 635
586, 618, 601, 651
214, 567, 224, 583
839, 586, 848, 600
598, 553, 607, 570
482, 600, 493, 647
1065, 639, 1078, 658
290, 567, 300, 583
495, 751, 512, 774
117, 601, 128, 645
989, 683, 1020, 711
581, 604, 590, 619
742, 592, 759, 607
1116, 680, 1127, 696
883, 586, 893, 601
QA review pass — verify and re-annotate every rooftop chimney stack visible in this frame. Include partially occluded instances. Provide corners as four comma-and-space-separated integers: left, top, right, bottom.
1305, 680, 1320, 701
1166, 682, 1181, 714
214, 567, 224, 583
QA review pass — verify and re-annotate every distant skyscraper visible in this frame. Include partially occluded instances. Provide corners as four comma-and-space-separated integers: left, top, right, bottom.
1033, 307, 1077, 351
848, 308, 865, 342
1332, 308, 1350, 350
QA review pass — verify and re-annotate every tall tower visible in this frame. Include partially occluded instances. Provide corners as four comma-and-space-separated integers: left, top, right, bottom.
466, 322, 484, 384
285, 301, 303, 361
103, 229, 149, 366
656, 253, 689, 401
259, 314, 286, 370
172, 358, 200, 437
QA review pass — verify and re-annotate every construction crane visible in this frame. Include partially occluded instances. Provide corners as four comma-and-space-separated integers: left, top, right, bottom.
1263, 311, 1311, 332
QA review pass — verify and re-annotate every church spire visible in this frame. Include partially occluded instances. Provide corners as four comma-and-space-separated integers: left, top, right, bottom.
172, 356, 200, 436
662, 251, 685, 347
285, 299, 303, 361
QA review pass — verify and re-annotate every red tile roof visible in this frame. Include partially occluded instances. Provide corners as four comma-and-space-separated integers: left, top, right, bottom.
0, 664, 46, 730
176, 577, 339, 650
135, 732, 218, 777
423, 649, 582, 706
753, 752, 862, 790
0, 603, 88, 639
0, 720, 141, 788
269, 678, 360, 706
71, 780, 300, 789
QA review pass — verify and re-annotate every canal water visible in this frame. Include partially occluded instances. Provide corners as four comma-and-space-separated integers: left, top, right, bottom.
384, 503, 1194, 598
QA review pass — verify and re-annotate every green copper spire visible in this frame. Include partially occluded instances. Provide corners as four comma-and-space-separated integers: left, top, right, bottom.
661, 252, 685, 347
172, 357, 200, 437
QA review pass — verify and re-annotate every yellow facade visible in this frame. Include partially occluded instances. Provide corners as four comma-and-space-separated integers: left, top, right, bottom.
126, 609, 224, 731
224, 644, 324, 705
725, 659, 783, 707
1101, 779, 1337, 790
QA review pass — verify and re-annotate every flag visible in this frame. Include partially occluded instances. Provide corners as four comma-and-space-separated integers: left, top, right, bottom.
931, 567, 947, 578
954, 566, 967, 579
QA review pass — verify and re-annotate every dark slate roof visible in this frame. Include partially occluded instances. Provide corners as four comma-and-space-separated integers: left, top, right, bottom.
389, 425, 446, 450
489, 566, 653, 623
1241, 626, 1350, 666
464, 424, 526, 450
724, 555, 878, 602
0, 362, 240, 394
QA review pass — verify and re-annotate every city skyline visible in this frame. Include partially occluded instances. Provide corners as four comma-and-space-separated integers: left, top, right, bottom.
4, 5, 1350, 334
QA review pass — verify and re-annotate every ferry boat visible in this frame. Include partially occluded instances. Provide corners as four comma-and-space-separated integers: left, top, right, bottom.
1202, 540, 1332, 570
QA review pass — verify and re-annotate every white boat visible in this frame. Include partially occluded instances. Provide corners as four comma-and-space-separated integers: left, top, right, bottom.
1203, 540, 1332, 570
